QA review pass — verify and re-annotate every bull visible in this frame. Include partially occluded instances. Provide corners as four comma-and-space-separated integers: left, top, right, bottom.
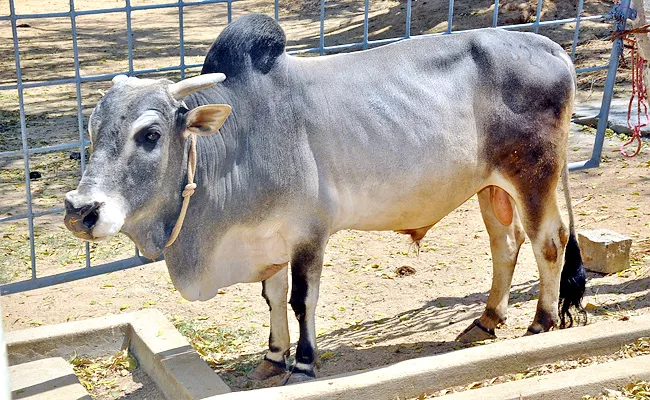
65, 14, 586, 384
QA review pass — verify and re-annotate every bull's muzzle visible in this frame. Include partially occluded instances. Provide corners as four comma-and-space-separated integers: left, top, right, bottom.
64, 199, 103, 240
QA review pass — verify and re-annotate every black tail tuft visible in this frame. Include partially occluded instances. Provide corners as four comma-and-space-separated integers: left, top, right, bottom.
559, 233, 587, 328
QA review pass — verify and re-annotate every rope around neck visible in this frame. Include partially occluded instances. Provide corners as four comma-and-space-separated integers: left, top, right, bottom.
165, 134, 198, 248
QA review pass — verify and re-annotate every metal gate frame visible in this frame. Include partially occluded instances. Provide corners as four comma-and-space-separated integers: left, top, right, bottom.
0, 0, 637, 295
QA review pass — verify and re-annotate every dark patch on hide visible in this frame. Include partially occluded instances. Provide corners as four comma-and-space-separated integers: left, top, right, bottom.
542, 238, 558, 263
201, 14, 286, 78
289, 243, 321, 369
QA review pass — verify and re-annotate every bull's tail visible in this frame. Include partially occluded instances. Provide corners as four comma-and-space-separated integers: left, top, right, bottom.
558, 163, 587, 328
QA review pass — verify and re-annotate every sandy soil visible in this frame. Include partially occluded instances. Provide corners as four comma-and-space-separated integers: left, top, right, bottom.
1, 0, 649, 395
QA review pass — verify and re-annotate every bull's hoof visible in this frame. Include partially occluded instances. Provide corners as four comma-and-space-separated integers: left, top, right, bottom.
456, 319, 497, 343
523, 325, 543, 336
247, 359, 286, 381
278, 371, 315, 385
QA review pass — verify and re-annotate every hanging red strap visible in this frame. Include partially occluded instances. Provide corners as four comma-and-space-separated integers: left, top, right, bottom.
622, 37, 647, 158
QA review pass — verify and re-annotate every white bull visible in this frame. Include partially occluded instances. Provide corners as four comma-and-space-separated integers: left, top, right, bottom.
65, 14, 586, 383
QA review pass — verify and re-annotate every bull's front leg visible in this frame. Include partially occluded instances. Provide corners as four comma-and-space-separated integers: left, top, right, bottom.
282, 239, 327, 385
247, 265, 290, 380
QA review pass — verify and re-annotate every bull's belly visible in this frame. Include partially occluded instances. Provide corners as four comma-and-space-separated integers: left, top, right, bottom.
330, 174, 484, 233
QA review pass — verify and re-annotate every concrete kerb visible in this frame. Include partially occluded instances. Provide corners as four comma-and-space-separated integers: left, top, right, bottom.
5, 309, 230, 399
212, 315, 650, 400
437, 354, 650, 400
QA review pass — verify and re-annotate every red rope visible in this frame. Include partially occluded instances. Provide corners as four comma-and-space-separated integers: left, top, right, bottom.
622, 37, 647, 158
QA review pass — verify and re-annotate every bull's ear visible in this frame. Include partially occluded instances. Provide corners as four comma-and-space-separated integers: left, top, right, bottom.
184, 104, 232, 137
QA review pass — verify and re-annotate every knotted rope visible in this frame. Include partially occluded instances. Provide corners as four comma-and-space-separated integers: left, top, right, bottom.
612, 25, 650, 158
165, 133, 198, 248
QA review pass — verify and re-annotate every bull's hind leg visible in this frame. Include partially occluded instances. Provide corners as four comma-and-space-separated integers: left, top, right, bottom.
248, 266, 290, 380
522, 196, 569, 334
457, 187, 525, 343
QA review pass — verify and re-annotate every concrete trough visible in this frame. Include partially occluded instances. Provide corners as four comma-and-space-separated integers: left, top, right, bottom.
211, 315, 650, 400
6, 309, 230, 400
5, 310, 650, 400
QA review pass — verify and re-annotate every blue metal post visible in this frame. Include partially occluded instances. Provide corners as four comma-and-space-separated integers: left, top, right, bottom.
534, 0, 543, 33
492, 0, 499, 28
569, 0, 632, 171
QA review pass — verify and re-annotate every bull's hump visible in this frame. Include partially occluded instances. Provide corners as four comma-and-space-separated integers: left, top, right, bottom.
201, 14, 286, 78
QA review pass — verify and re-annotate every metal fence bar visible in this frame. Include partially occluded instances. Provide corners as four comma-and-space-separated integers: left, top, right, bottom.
0, 14, 608, 92
0, 255, 159, 296
69, 0, 92, 269
0, 0, 232, 21
179, 0, 186, 79
571, 0, 584, 61
405, 0, 412, 39
446, 0, 454, 34
0, 141, 90, 158
8, 0, 37, 280
0, 209, 64, 224
0, 0, 633, 294
319, 0, 325, 55
534, 0, 543, 34
126, 0, 134, 74
569, 0, 632, 171
363, 0, 369, 49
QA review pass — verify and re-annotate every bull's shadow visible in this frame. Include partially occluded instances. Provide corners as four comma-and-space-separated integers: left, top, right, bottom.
216, 272, 649, 390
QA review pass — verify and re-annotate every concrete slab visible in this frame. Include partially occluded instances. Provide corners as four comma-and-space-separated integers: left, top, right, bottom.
210, 315, 650, 400
437, 354, 650, 400
6, 309, 230, 400
10, 357, 90, 400
573, 96, 650, 136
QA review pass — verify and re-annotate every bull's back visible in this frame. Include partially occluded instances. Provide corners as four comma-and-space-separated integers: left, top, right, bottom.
289, 30, 574, 232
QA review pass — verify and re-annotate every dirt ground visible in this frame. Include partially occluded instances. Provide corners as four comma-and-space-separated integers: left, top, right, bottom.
1, 0, 650, 395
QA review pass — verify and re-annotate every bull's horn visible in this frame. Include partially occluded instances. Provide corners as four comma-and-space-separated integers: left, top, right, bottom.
168, 73, 226, 101
112, 74, 129, 85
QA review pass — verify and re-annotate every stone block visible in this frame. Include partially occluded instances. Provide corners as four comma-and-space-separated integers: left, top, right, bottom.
578, 229, 632, 274
9, 357, 90, 400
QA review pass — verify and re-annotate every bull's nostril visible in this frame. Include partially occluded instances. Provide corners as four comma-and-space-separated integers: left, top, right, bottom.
82, 208, 100, 229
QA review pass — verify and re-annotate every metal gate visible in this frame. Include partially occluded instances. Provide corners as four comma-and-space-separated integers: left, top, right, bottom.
0, 0, 637, 294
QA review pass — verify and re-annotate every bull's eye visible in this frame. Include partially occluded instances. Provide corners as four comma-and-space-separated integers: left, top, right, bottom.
145, 131, 160, 143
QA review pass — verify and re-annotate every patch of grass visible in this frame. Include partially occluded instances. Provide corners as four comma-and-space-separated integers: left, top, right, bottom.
173, 318, 257, 373
69, 348, 137, 398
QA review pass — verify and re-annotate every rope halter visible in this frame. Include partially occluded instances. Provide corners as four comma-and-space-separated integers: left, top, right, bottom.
162, 73, 230, 248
